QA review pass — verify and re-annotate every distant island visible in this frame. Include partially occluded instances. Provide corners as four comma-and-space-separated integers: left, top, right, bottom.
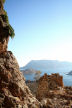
21, 68, 37, 75
20, 60, 72, 86
67, 71, 72, 75
20, 60, 72, 72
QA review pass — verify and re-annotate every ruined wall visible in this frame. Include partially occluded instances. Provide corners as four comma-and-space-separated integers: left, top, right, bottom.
36, 73, 64, 101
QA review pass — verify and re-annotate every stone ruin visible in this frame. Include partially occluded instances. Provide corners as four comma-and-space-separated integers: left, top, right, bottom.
36, 73, 64, 101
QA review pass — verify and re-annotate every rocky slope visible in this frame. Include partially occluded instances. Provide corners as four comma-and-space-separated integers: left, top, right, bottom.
0, 53, 72, 108
27, 73, 72, 108
0, 0, 72, 108
21, 68, 37, 75
0, 1, 40, 107
0, 51, 40, 108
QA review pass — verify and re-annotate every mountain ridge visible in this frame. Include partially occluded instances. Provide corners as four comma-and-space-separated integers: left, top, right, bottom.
20, 60, 72, 72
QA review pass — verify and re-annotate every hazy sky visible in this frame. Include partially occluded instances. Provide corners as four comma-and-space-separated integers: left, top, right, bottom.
4, 0, 72, 67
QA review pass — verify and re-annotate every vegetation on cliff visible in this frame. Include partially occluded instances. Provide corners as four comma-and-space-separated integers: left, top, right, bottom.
3, 0, 5, 3
3, 9, 15, 38
0, 0, 15, 53
1, 0, 15, 38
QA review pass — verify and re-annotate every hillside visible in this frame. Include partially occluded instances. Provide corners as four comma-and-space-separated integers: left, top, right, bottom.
21, 68, 37, 75
20, 60, 72, 72
67, 71, 72, 75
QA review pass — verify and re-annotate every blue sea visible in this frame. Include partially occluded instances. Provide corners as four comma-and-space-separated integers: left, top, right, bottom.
24, 69, 72, 86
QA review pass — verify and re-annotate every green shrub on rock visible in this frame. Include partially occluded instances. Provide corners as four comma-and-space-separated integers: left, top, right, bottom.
8, 24, 15, 38
3, 0, 5, 4
1, 0, 15, 38
3, 10, 15, 38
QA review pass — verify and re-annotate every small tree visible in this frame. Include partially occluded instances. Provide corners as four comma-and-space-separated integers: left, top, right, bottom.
34, 71, 41, 81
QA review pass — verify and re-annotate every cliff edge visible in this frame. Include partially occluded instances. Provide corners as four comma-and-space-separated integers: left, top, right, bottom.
0, 51, 40, 108
0, 0, 40, 107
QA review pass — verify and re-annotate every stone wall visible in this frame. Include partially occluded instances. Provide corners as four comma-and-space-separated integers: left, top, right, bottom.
36, 73, 64, 101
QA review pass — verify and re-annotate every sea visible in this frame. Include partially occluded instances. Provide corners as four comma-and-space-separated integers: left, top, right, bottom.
24, 69, 72, 86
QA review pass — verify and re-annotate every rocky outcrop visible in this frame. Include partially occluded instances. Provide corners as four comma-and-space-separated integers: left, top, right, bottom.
27, 75, 72, 108
36, 73, 64, 101
0, 1, 40, 107
35, 73, 72, 107
1, 0, 72, 108
40, 86, 72, 108
0, 0, 10, 53
0, 51, 40, 108
0, 0, 15, 54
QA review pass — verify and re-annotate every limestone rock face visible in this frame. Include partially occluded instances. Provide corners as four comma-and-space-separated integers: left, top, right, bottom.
0, 0, 9, 53
0, 51, 40, 108
36, 73, 64, 101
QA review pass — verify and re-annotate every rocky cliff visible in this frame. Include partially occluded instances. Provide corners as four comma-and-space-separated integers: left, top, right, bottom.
0, 1, 8, 53
0, 0, 40, 107
0, 51, 40, 108
0, 0, 14, 54
1, 0, 72, 108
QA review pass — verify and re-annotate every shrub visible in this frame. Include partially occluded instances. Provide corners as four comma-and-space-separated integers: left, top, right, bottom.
3, 10, 15, 38
3, 0, 5, 4
2, 11, 9, 24
8, 24, 15, 38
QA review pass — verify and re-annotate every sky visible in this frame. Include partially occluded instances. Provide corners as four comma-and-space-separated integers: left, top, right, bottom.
4, 0, 72, 67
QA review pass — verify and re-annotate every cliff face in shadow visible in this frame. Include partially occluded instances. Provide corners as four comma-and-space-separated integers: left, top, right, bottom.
0, 0, 15, 54
0, 0, 9, 53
